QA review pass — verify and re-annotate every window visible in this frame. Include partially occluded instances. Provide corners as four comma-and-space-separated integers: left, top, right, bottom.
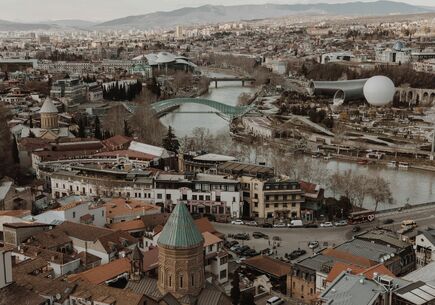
216, 195, 221, 201
206, 195, 210, 201
72, 212, 76, 218
192, 195, 197, 200
274, 203, 278, 208
169, 276, 172, 287
191, 274, 195, 287
102, 210, 104, 216
157, 194, 162, 199
199, 195, 204, 200
220, 269, 227, 279
180, 276, 183, 288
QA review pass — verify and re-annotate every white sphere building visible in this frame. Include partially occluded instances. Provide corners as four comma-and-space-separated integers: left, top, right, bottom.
363, 76, 395, 106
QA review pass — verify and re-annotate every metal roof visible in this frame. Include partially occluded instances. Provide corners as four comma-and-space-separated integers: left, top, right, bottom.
157, 203, 204, 249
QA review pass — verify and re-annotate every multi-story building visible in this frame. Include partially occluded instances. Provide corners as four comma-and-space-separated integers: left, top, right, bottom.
50, 78, 86, 105
241, 177, 304, 219
154, 173, 241, 219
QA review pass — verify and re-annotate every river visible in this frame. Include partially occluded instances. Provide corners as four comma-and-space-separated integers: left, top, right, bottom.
159, 71, 256, 137
159, 71, 435, 211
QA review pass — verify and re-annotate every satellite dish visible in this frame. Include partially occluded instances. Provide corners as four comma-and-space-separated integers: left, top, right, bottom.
363, 76, 395, 106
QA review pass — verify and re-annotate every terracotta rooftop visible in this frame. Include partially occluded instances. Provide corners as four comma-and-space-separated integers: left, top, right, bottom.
243, 255, 291, 278
105, 198, 160, 218
72, 280, 143, 305
69, 257, 131, 284
0, 210, 31, 217
326, 262, 394, 283
203, 231, 223, 247
108, 219, 146, 231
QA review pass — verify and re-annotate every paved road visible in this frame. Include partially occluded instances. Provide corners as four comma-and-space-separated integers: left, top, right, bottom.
214, 204, 435, 261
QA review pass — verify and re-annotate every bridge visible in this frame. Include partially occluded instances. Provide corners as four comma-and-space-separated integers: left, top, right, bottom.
151, 98, 254, 120
209, 77, 255, 88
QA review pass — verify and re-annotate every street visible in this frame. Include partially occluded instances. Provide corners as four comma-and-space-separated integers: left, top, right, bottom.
214, 204, 435, 260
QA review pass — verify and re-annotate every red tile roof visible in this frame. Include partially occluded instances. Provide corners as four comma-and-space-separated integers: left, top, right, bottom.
68, 258, 131, 284
323, 248, 378, 268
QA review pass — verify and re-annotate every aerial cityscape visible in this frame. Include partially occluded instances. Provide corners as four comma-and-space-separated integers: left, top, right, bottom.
0, 0, 434, 304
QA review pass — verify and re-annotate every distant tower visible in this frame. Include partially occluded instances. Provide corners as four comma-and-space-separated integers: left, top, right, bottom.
157, 203, 205, 300
39, 98, 59, 129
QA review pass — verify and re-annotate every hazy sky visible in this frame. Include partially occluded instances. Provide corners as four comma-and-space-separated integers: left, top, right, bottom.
1, 0, 432, 22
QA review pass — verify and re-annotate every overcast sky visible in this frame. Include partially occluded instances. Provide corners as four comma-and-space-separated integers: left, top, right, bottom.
1, 0, 432, 22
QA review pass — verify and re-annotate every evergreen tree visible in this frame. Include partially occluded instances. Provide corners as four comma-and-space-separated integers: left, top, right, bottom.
78, 117, 86, 138
12, 136, 19, 164
94, 116, 102, 140
239, 292, 255, 305
162, 126, 180, 153
230, 271, 241, 305
29, 116, 33, 128
124, 120, 132, 137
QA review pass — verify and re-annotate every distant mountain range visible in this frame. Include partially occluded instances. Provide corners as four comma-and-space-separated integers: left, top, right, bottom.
0, 1, 433, 32
95, 1, 434, 30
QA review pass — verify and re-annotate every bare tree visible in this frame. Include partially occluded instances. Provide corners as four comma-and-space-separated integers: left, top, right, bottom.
103, 104, 127, 136
367, 176, 393, 212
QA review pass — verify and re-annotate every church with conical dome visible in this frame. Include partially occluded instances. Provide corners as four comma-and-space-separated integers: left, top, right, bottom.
20, 98, 75, 140
126, 203, 231, 305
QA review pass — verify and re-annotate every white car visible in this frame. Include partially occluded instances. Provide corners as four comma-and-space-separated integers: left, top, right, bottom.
320, 222, 333, 227
334, 220, 348, 226
231, 219, 244, 225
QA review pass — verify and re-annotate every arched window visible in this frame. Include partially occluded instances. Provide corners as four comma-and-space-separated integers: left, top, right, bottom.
180, 275, 183, 288
191, 273, 195, 287
169, 275, 172, 287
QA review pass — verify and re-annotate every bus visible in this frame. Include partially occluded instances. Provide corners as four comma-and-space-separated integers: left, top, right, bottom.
348, 210, 375, 224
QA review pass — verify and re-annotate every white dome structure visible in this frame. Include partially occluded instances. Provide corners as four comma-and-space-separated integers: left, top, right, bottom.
363, 76, 395, 106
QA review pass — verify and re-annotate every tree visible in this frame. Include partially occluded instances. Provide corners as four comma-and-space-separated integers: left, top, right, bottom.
78, 117, 86, 138
0, 104, 13, 178
190, 127, 213, 152
94, 116, 102, 140
367, 176, 393, 212
29, 116, 33, 128
239, 292, 255, 305
12, 136, 19, 164
162, 126, 180, 153
124, 120, 132, 137
230, 271, 241, 305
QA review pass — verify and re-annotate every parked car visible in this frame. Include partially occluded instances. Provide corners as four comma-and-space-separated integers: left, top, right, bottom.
231, 219, 244, 225
288, 220, 303, 227
273, 222, 287, 228
253, 232, 269, 239
242, 249, 258, 257
230, 245, 241, 252
334, 220, 348, 226
304, 223, 318, 228
236, 257, 246, 264
236, 245, 250, 255
352, 225, 361, 233
246, 220, 258, 226
383, 218, 394, 224
289, 249, 307, 260
308, 241, 319, 249
226, 240, 239, 248
262, 223, 273, 228
272, 236, 281, 241
233, 233, 250, 240
320, 222, 333, 227
267, 296, 284, 305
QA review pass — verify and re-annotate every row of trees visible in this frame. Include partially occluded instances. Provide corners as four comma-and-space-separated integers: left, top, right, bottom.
103, 80, 143, 101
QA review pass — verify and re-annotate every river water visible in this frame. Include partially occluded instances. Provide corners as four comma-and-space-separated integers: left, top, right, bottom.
160, 71, 435, 211
160, 72, 256, 137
